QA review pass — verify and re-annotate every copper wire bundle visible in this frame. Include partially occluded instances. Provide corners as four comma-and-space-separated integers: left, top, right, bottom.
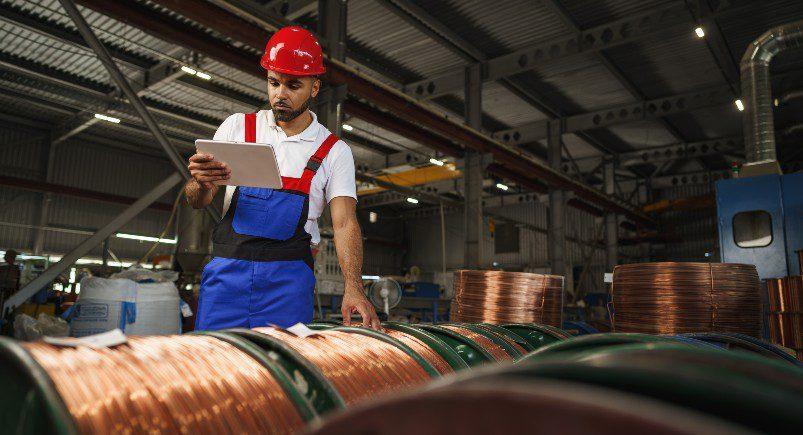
253, 328, 430, 404
451, 270, 564, 326
437, 325, 513, 362
381, 329, 453, 375
23, 335, 304, 434
766, 276, 803, 360
611, 262, 761, 337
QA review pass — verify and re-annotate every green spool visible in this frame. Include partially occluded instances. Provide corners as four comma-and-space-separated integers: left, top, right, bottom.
501, 323, 570, 349
416, 324, 495, 367
505, 343, 803, 433
226, 328, 346, 415
442, 323, 523, 359
381, 322, 469, 371
522, 333, 695, 361
307, 323, 338, 330
192, 331, 317, 423
0, 337, 77, 435
477, 323, 535, 352
330, 326, 441, 378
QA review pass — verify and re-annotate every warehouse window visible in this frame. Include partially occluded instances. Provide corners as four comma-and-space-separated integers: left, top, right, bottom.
733, 210, 772, 248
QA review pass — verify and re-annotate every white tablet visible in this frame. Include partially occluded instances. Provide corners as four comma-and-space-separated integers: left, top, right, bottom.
195, 139, 282, 189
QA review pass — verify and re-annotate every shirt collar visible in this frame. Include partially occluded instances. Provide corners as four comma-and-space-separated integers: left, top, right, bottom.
265, 109, 319, 142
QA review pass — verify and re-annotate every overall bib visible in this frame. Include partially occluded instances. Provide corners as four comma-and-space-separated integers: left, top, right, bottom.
195, 113, 338, 330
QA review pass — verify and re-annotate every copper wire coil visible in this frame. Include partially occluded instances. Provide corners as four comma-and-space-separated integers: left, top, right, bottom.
381, 329, 453, 375
451, 270, 564, 326
23, 335, 304, 434
437, 325, 513, 362
253, 328, 431, 405
766, 276, 803, 360
611, 262, 761, 337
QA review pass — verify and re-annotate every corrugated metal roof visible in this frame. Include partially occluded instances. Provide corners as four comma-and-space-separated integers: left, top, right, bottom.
347, 0, 465, 79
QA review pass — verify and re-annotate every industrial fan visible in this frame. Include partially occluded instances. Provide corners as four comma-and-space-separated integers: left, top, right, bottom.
367, 278, 402, 315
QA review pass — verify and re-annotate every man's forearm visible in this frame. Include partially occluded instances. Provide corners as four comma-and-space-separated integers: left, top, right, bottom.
333, 219, 363, 291
184, 180, 216, 209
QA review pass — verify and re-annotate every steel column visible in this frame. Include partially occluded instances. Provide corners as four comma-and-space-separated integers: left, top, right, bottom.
317, 0, 348, 134
32, 133, 57, 255
3, 173, 183, 313
603, 159, 618, 271
547, 120, 567, 278
463, 63, 483, 268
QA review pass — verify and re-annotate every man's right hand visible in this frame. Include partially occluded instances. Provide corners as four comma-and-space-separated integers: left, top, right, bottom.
188, 153, 231, 189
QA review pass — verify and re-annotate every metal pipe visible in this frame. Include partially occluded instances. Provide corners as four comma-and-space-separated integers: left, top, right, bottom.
57, 0, 220, 222
740, 19, 803, 162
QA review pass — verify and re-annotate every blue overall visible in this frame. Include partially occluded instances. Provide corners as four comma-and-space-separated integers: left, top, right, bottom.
195, 112, 338, 330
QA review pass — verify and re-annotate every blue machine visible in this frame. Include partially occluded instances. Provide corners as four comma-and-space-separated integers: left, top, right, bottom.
716, 172, 803, 279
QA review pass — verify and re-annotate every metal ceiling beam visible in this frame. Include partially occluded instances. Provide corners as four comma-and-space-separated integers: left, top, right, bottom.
619, 137, 742, 167
73, 0, 653, 226
493, 85, 733, 146
650, 169, 732, 189
402, 0, 751, 99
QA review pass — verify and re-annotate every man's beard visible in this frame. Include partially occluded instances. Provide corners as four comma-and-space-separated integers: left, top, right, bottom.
272, 96, 312, 122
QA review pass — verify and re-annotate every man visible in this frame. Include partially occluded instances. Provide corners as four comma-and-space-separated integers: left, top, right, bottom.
0, 250, 20, 303
185, 26, 380, 330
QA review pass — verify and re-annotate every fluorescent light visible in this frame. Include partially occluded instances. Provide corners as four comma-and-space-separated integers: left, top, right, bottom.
75, 258, 103, 265
429, 158, 444, 166
94, 113, 120, 124
369, 211, 378, 223
361, 275, 381, 280
406, 197, 419, 204
735, 99, 744, 111
181, 65, 197, 75
496, 183, 509, 191
195, 71, 212, 80
694, 27, 705, 38
342, 123, 354, 131
115, 232, 177, 244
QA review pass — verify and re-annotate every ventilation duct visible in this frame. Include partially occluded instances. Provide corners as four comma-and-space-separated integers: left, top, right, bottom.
740, 20, 803, 168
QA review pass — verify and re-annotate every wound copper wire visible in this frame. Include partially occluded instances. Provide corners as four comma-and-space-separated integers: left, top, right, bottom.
437, 325, 513, 362
610, 262, 761, 337
766, 276, 803, 360
381, 329, 453, 375
451, 270, 564, 326
253, 328, 430, 405
23, 335, 304, 434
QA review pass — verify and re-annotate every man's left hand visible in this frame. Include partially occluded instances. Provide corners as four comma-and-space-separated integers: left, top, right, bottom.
341, 287, 380, 330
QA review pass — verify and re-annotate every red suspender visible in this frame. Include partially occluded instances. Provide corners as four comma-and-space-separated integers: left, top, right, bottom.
244, 113, 257, 142
282, 133, 339, 194
245, 112, 337, 194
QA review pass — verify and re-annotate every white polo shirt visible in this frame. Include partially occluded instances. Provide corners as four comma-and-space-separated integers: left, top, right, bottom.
212, 110, 357, 245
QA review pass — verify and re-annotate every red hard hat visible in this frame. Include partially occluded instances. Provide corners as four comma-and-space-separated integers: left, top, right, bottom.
260, 26, 326, 76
